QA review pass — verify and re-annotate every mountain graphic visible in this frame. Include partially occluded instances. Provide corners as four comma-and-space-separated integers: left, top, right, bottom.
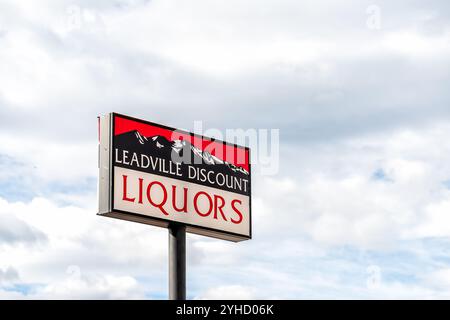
114, 130, 250, 176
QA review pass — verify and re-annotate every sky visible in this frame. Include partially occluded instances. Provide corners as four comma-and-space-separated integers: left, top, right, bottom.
1, 0, 450, 299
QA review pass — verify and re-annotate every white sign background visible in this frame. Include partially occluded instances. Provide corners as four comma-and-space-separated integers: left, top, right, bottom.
113, 166, 250, 236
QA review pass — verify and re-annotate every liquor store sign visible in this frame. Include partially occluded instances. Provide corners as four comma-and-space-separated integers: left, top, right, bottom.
98, 113, 251, 241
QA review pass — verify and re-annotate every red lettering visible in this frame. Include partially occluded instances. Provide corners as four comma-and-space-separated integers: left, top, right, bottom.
231, 199, 243, 224
122, 175, 135, 202
214, 195, 227, 221
122, 174, 245, 226
138, 178, 144, 204
172, 185, 188, 213
194, 191, 213, 217
146, 181, 169, 215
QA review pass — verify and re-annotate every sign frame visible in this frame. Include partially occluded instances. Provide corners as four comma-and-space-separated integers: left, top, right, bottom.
98, 112, 252, 242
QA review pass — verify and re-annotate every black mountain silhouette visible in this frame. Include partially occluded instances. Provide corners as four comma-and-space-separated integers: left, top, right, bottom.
114, 130, 249, 177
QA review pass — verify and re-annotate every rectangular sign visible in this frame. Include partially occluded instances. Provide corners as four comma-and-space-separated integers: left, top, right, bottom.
98, 113, 251, 242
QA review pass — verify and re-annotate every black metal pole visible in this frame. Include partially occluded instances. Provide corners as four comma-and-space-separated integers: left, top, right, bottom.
169, 224, 186, 300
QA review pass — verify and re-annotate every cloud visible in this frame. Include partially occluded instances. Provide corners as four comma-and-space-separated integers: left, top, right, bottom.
0, 200, 47, 246
3, 122, 450, 298
0, 195, 170, 298
1, 0, 450, 299
0, 267, 19, 285
0, 267, 145, 300
36, 267, 145, 300
250, 123, 450, 251
0, 198, 167, 283
196, 285, 257, 300
0, 0, 449, 147
413, 199, 450, 238
422, 268, 450, 297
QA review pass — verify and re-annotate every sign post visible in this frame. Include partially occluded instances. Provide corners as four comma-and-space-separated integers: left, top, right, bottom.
98, 112, 252, 299
169, 224, 186, 300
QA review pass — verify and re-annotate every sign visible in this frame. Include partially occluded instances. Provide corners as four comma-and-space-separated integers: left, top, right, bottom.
98, 113, 251, 242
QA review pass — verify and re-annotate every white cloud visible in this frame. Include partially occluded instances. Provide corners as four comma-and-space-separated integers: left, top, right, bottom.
0, 203, 47, 246
423, 268, 450, 295
413, 199, 450, 238
196, 285, 257, 300
0, 196, 167, 293
253, 123, 450, 250
0, 269, 145, 300
1, 0, 450, 299
37, 269, 145, 300
0, 133, 97, 186
0, 267, 19, 286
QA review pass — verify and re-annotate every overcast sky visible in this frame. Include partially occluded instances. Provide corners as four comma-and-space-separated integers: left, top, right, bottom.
1, 0, 450, 299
